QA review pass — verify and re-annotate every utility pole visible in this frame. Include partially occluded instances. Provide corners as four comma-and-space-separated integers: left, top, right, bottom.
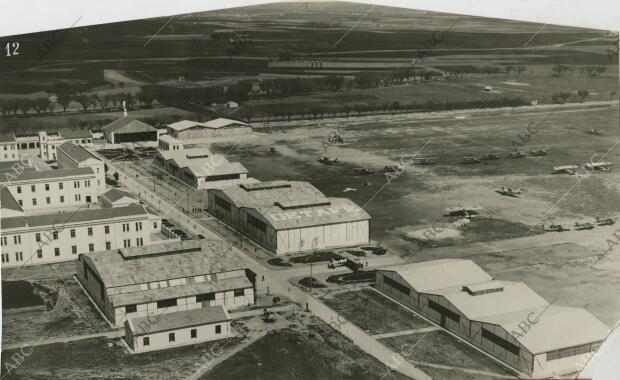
309, 262, 313, 293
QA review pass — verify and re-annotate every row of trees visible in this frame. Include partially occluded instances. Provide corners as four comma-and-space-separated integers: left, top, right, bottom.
551, 64, 608, 77
0, 92, 141, 117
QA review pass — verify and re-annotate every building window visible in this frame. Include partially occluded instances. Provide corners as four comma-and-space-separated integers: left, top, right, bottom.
1, 237, 7, 246
37, 249, 43, 258
190, 329, 197, 339
53, 231, 58, 240
87, 227, 93, 236
136, 238, 143, 246
383, 275, 411, 295
75, 194, 81, 201
168, 333, 175, 342
15, 252, 23, 261
46, 196, 51, 204
45, 184, 50, 191
32, 198, 37, 206
547, 342, 600, 361
74, 181, 80, 189
234, 288, 245, 297
122, 223, 130, 232
18, 200, 22, 206
215, 325, 222, 334
105, 241, 111, 250
143, 337, 150, 346
13, 235, 21, 244
214, 196, 231, 212
428, 300, 461, 323
135, 222, 142, 231
89, 243, 94, 252
70, 229, 76, 238
54, 248, 60, 256
16, 186, 21, 194
1, 253, 9, 263
153, 222, 158, 229
123, 239, 131, 248
104, 225, 110, 234
31, 185, 35, 192
481, 328, 520, 356
157, 298, 177, 309
72, 246, 77, 254
125, 304, 137, 313
35, 233, 41, 242
196, 293, 215, 303
85, 180, 90, 188
59, 182, 63, 190
60, 195, 64, 203
246, 214, 267, 232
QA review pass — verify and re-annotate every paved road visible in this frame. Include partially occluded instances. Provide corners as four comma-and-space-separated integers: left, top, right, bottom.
2, 329, 124, 351
373, 327, 440, 339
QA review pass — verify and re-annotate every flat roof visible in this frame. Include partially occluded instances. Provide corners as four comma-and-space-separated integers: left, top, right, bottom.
57, 142, 99, 163
1, 204, 148, 230
128, 305, 230, 335
103, 117, 157, 134
213, 181, 325, 210
81, 240, 248, 289
110, 276, 252, 307
383, 259, 493, 293
0, 167, 94, 184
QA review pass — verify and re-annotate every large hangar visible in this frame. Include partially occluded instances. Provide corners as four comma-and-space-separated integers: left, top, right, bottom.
376, 259, 609, 378
207, 181, 370, 255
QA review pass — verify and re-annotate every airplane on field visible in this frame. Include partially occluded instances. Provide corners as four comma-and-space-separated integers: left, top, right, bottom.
479, 153, 500, 160
353, 167, 372, 175
463, 156, 481, 164
543, 224, 569, 232
445, 206, 482, 219
585, 128, 604, 135
528, 149, 547, 156
411, 157, 437, 165
574, 222, 595, 230
510, 151, 527, 159
553, 165, 579, 174
318, 155, 338, 164
596, 216, 616, 226
496, 186, 522, 197
343, 187, 357, 193
584, 162, 612, 172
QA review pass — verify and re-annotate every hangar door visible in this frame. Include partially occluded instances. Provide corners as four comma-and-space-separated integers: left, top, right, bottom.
428, 299, 460, 328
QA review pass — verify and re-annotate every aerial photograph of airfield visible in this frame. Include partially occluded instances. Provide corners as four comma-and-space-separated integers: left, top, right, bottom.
0, 1, 619, 379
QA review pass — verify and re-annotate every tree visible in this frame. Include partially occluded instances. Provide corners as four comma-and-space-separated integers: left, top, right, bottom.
577, 89, 590, 102
124, 93, 136, 109
137, 89, 156, 107
33, 98, 50, 115
75, 95, 91, 112
56, 93, 73, 113
17, 99, 33, 115
89, 94, 102, 110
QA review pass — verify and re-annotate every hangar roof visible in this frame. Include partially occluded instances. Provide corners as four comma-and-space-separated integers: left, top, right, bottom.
438, 281, 549, 320
111, 276, 252, 307
383, 259, 493, 292
58, 128, 92, 139
0, 134, 16, 143
103, 117, 157, 134
128, 305, 230, 335
157, 148, 248, 178
479, 305, 610, 354
81, 240, 247, 289
168, 118, 249, 132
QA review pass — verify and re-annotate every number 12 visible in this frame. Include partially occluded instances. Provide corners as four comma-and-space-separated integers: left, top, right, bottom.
5, 42, 20, 56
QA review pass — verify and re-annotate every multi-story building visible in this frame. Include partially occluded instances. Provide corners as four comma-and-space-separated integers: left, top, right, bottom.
38, 129, 93, 161
0, 134, 19, 161
158, 135, 183, 151
77, 240, 256, 327
0, 204, 166, 268
57, 142, 105, 188
0, 167, 105, 212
